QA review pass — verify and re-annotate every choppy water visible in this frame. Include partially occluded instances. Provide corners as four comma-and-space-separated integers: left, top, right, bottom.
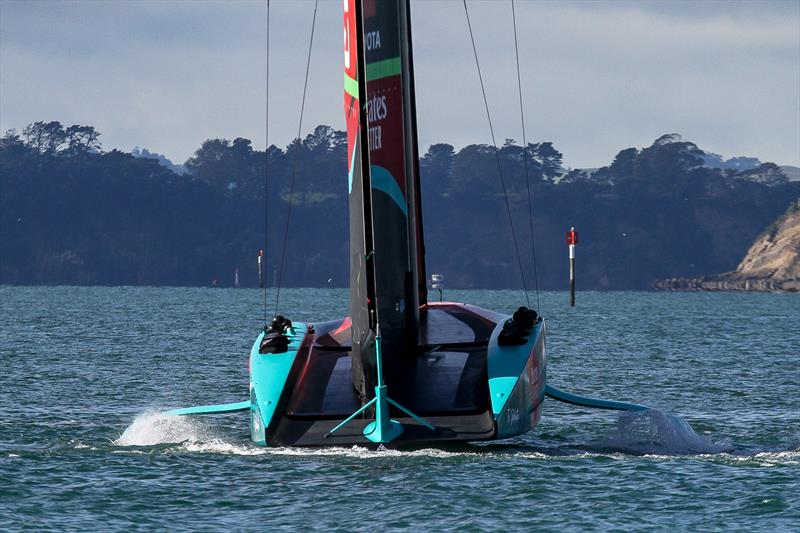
1, 286, 798, 531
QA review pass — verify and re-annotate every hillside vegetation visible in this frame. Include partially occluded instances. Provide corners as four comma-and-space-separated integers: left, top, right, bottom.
655, 200, 800, 291
1, 123, 797, 290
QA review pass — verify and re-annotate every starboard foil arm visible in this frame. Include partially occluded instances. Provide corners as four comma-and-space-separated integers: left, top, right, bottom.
545, 385, 648, 412
164, 401, 250, 416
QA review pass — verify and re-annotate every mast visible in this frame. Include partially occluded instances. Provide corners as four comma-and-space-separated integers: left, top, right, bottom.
345, 0, 426, 402
345, 0, 376, 401
399, 0, 428, 309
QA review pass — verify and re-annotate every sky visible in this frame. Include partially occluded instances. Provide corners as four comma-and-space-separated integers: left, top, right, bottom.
1, 0, 798, 169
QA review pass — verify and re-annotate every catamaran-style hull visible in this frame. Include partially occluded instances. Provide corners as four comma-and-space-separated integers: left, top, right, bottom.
248, 302, 545, 447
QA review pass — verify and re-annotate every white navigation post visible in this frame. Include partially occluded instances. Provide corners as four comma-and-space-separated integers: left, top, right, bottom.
431, 273, 444, 302
566, 227, 579, 306
257, 250, 264, 288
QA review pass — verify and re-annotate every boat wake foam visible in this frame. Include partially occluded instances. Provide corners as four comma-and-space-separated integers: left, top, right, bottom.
114, 412, 474, 457
116, 409, 796, 460
116, 411, 215, 446
112, 414, 798, 463
180, 440, 475, 459
589, 408, 733, 455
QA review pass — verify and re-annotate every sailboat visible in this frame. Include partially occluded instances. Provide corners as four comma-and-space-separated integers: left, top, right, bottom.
164, 0, 647, 447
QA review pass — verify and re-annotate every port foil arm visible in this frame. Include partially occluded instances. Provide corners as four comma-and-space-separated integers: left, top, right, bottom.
545, 385, 649, 412
164, 401, 250, 416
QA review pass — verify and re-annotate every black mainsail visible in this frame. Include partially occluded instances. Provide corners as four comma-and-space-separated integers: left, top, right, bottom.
345, 0, 426, 402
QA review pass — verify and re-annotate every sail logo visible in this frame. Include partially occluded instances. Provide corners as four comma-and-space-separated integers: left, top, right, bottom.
369, 125, 382, 151
367, 95, 387, 151
365, 30, 381, 50
366, 95, 387, 122
344, 22, 350, 70
343, 0, 352, 72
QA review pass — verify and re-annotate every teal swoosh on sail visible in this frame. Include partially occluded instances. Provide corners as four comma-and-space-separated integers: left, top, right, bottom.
370, 165, 407, 216
348, 145, 357, 194
348, 159, 407, 217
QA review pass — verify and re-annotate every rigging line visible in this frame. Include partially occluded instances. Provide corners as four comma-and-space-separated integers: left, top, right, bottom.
511, 0, 541, 314
462, 0, 530, 307
263, 0, 270, 325
273, 0, 319, 317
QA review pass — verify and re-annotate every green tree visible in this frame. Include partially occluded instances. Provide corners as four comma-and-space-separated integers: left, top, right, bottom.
22, 121, 67, 154
65, 125, 101, 154
530, 142, 562, 181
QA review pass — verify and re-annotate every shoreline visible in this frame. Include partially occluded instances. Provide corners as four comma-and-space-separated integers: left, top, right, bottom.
653, 277, 799, 292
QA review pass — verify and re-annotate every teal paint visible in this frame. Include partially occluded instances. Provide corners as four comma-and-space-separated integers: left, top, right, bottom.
249, 388, 266, 445
249, 323, 308, 446
348, 144, 357, 194
370, 165, 408, 216
487, 321, 545, 418
362, 394, 404, 443
324, 397, 377, 439
363, 333, 404, 443
325, 334, 434, 444
494, 344, 545, 438
164, 401, 250, 416
545, 384, 649, 412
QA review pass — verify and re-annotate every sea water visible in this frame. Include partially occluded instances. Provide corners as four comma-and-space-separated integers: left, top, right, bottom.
1, 287, 798, 531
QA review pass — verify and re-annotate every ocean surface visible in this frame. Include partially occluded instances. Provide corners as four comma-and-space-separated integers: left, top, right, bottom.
1, 286, 798, 531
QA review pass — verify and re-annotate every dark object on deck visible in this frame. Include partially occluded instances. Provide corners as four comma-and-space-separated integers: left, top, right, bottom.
268, 315, 292, 333
260, 333, 289, 354
260, 315, 294, 353
498, 306, 538, 346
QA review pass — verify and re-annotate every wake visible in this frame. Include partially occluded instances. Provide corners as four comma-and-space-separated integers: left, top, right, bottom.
587, 408, 733, 455
116, 411, 216, 446
114, 412, 461, 458
114, 409, 800, 464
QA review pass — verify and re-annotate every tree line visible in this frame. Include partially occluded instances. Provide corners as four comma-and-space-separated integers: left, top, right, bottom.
1, 123, 797, 290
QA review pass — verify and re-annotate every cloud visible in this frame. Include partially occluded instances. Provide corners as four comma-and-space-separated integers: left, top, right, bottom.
1, 0, 797, 168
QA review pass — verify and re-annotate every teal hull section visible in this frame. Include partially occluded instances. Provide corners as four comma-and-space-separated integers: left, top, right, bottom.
488, 321, 547, 438
249, 323, 308, 445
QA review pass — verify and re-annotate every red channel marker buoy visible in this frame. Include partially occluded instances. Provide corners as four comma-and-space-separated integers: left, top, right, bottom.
566, 227, 579, 306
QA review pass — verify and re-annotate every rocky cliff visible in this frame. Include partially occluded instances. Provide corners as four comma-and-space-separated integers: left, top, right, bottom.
654, 200, 800, 291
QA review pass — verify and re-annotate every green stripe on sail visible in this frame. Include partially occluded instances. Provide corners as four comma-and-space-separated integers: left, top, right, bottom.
366, 57, 401, 81
344, 73, 359, 99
